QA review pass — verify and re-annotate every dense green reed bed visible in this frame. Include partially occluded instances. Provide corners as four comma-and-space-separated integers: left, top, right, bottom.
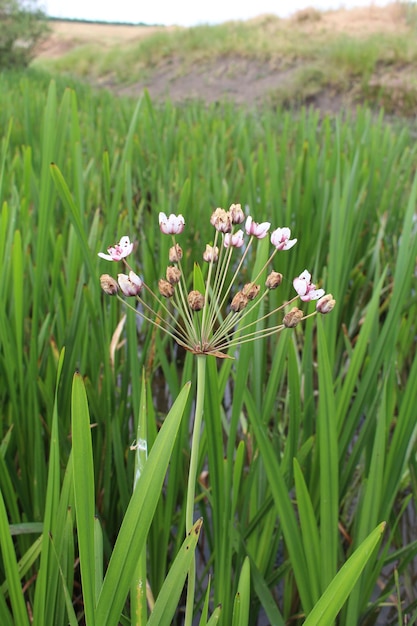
1, 68, 417, 625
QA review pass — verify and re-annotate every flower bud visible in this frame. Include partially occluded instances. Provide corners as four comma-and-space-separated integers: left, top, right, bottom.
158, 278, 175, 298
159, 212, 185, 235
316, 294, 336, 314
283, 307, 304, 328
243, 283, 260, 300
210, 208, 232, 233
229, 203, 245, 224
203, 244, 219, 263
100, 274, 119, 295
224, 230, 244, 248
265, 271, 283, 289
188, 290, 205, 311
166, 266, 181, 284
230, 291, 249, 312
169, 244, 183, 263
118, 271, 144, 296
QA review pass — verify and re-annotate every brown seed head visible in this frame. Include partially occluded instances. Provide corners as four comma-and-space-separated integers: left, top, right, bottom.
100, 274, 119, 296
210, 208, 232, 233
169, 243, 183, 263
230, 291, 249, 312
265, 271, 283, 289
316, 294, 336, 314
166, 266, 181, 284
243, 283, 260, 301
283, 307, 304, 328
188, 290, 205, 311
158, 278, 175, 298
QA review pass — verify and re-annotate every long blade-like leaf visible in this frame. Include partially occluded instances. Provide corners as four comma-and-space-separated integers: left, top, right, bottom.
304, 522, 385, 626
95, 381, 191, 625
72, 372, 96, 626
148, 518, 203, 626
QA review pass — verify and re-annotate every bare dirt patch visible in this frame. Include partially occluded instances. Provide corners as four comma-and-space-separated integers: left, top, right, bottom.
115, 57, 300, 106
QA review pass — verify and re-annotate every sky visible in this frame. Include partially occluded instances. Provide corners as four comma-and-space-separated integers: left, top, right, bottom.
42, 0, 393, 26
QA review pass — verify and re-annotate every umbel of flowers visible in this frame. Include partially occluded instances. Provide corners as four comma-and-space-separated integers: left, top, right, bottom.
98, 204, 335, 358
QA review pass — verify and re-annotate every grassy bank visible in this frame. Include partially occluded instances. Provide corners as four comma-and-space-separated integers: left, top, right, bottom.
32, 4, 417, 114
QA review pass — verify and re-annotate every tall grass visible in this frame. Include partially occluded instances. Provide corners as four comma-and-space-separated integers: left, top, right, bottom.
0, 69, 416, 624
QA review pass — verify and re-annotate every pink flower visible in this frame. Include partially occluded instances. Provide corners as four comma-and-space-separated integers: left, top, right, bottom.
270, 227, 297, 250
159, 212, 185, 235
118, 271, 143, 296
293, 270, 325, 302
98, 236, 133, 261
224, 230, 244, 248
245, 216, 270, 239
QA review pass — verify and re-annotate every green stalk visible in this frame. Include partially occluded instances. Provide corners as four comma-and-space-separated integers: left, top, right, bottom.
185, 355, 207, 626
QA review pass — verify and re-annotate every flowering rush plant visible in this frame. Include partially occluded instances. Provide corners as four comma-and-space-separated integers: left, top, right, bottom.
98, 202, 335, 625
98, 203, 335, 358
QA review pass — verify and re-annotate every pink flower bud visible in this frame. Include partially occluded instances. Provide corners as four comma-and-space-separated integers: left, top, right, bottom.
118, 271, 143, 296
203, 244, 219, 263
159, 212, 185, 235
229, 203, 245, 224
224, 230, 244, 248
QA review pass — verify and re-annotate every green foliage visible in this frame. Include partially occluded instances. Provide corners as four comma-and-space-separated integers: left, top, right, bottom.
0, 0, 49, 69
0, 72, 416, 624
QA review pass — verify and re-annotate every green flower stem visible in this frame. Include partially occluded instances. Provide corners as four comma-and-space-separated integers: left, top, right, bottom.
184, 354, 207, 626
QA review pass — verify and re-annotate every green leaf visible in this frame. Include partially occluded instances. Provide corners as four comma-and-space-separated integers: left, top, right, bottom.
148, 518, 203, 626
71, 371, 97, 626
33, 348, 66, 626
317, 318, 338, 589
303, 522, 386, 626
206, 605, 222, 625
198, 578, 212, 626
95, 382, 191, 626
0, 490, 30, 626
293, 458, 321, 603
232, 557, 250, 626
249, 557, 285, 626
246, 391, 313, 612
